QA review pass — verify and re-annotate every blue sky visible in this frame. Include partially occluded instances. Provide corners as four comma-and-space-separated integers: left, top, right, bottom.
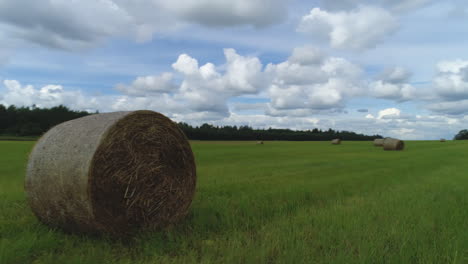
1, 0, 468, 139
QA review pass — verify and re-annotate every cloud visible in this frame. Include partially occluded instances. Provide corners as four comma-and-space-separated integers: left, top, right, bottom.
222, 48, 265, 94
163, 0, 289, 28
387, 0, 435, 12
377, 107, 401, 119
267, 84, 339, 111
0, 0, 289, 50
419, 59, 468, 115
434, 59, 468, 100
0, 79, 101, 111
436, 59, 468, 74
115, 72, 176, 96
0, 0, 134, 50
358, 108, 462, 139
111, 46, 365, 118
107, 94, 181, 115
377, 67, 412, 83
370, 67, 416, 101
230, 102, 267, 112
371, 81, 415, 101
217, 109, 465, 140
3, 77, 465, 140
0, 79, 187, 116
169, 48, 265, 116
265, 60, 328, 87
210, 112, 322, 130
389, 127, 415, 137
297, 5, 399, 50
427, 100, 468, 115
288, 45, 325, 65
172, 49, 264, 96
9, 46, 466, 139
320, 0, 434, 12
106, 48, 267, 118
265, 52, 364, 114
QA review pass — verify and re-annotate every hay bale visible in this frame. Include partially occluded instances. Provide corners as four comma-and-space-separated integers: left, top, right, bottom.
373, 138, 384, 146
25, 110, 196, 236
331, 139, 341, 145
383, 138, 404, 151
256, 141, 264, 145
440, 138, 446, 142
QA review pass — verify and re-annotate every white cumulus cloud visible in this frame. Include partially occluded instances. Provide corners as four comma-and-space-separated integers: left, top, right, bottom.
265, 48, 364, 114
115, 72, 176, 96
370, 67, 416, 101
434, 59, 468, 100
0, 80, 101, 111
114, 46, 365, 118
297, 5, 399, 50
377, 107, 401, 119
169, 48, 265, 116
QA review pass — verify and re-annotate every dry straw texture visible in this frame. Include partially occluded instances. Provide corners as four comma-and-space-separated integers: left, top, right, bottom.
25, 110, 196, 236
373, 138, 384, 146
331, 139, 341, 145
383, 138, 405, 151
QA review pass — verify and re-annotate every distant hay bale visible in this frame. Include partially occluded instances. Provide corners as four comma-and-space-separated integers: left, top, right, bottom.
25, 110, 196, 236
331, 139, 341, 145
373, 138, 384, 146
383, 138, 404, 151
440, 138, 446, 142
256, 141, 264, 145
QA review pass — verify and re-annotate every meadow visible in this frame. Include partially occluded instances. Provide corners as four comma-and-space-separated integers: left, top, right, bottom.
1, 140, 468, 263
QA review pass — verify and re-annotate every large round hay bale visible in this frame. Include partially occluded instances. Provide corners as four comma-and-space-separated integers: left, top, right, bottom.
331, 139, 341, 145
25, 110, 196, 236
373, 138, 384, 146
440, 138, 446, 142
383, 138, 404, 151
256, 141, 264, 145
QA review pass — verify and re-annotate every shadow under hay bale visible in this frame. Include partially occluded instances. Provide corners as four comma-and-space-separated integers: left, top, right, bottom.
373, 138, 384, 146
331, 139, 341, 145
383, 138, 404, 151
25, 110, 197, 236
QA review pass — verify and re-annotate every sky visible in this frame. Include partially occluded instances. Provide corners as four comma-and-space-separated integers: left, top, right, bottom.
1, 0, 468, 139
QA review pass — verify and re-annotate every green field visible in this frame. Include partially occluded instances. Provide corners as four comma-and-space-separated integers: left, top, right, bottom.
1, 140, 468, 263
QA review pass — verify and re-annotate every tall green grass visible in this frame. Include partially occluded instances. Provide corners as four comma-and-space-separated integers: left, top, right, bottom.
1, 140, 468, 263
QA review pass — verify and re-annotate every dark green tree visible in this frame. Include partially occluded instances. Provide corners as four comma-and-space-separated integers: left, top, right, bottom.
0, 104, 91, 136
454, 129, 468, 140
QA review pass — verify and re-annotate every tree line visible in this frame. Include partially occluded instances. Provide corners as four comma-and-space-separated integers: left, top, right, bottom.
0, 104, 382, 140
0, 105, 91, 136
178, 123, 381, 141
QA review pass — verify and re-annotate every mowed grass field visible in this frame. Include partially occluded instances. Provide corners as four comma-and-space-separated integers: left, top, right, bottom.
2, 140, 468, 263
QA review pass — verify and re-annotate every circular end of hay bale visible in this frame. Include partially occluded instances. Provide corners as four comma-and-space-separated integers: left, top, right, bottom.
383, 138, 404, 151
331, 139, 341, 145
25, 110, 196, 236
373, 138, 384, 146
